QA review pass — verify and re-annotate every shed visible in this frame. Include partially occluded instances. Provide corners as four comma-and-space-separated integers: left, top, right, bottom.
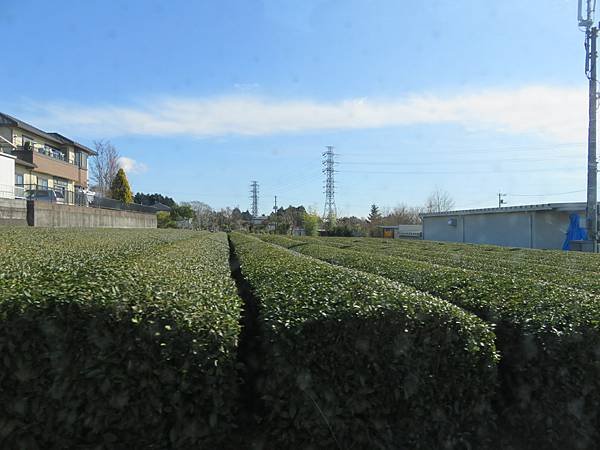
420, 202, 598, 250
379, 224, 423, 239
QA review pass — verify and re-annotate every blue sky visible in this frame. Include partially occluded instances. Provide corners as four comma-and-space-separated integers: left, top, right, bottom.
0, 0, 591, 216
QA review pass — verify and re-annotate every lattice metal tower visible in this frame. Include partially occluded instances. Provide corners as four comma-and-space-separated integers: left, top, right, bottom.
250, 181, 259, 218
322, 146, 337, 222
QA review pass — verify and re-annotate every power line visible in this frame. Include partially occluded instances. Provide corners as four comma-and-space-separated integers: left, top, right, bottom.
505, 189, 587, 197
341, 167, 584, 175
338, 142, 586, 158
338, 155, 584, 166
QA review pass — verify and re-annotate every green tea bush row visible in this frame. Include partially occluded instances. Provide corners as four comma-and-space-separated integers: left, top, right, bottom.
300, 236, 600, 294
231, 233, 497, 449
260, 235, 600, 449
0, 230, 241, 449
323, 235, 600, 274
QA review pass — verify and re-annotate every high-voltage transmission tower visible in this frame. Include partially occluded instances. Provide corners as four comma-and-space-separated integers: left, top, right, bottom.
580, 0, 599, 252
250, 181, 259, 218
322, 146, 337, 223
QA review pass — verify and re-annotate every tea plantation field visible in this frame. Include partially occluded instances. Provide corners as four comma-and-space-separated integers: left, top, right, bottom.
1, 228, 598, 449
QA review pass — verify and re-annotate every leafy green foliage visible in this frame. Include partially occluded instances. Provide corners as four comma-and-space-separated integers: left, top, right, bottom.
0, 229, 241, 448
230, 233, 497, 449
260, 234, 600, 449
109, 168, 133, 203
156, 210, 176, 228
134, 192, 177, 208
302, 211, 319, 236
170, 204, 195, 222
306, 235, 600, 293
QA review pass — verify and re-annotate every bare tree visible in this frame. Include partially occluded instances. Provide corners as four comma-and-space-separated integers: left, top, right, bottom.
183, 201, 214, 229
425, 188, 455, 213
384, 204, 424, 224
91, 140, 120, 197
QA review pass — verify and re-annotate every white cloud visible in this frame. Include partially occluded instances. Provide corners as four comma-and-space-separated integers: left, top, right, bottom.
118, 156, 148, 174
24, 85, 587, 142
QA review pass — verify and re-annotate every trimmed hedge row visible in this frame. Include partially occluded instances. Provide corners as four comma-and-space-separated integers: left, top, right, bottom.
0, 229, 241, 449
231, 233, 498, 449
260, 235, 600, 449
304, 236, 600, 294
321, 235, 600, 275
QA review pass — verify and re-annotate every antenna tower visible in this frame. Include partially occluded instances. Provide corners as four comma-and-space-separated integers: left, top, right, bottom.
322, 146, 337, 222
250, 181, 259, 218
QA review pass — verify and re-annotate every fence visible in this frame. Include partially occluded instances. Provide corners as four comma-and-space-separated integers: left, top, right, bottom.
89, 196, 159, 214
16, 184, 86, 206
8, 184, 158, 214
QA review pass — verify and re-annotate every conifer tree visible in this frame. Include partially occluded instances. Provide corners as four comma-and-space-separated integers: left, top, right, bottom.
110, 168, 133, 203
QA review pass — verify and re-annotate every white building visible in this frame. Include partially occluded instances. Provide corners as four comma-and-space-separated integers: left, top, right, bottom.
421, 203, 596, 250
0, 151, 16, 199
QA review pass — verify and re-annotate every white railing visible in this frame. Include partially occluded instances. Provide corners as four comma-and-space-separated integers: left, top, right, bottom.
14, 184, 25, 198
0, 184, 17, 199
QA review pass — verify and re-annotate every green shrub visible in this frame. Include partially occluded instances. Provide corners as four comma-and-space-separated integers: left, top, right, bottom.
231, 233, 497, 449
305, 236, 600, 294
261, 235, 600, 449
0, 229, 241, 449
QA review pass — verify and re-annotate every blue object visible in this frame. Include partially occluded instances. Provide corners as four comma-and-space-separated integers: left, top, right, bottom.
562, 213, 588, 250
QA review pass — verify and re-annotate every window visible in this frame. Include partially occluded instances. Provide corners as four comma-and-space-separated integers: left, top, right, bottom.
54, 178, 68, 193
22, 135, 35, 150
74, 151, 88, 169
43, 145, 66, 161
37, 177, 48, 189
15, 173, 24, 186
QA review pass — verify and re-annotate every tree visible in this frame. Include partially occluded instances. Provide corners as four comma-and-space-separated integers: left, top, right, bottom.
110, 168, 133, 203
303, 210, 320, 236
135, 192, 177, 208
425, 188, 455, 213
170, 204, 195, 222
383, 204, 423, 225
368, 204, 383, 237
184, 201, 214, 229
91, 140, 120, 196
157, 211, 176, 228
368, 204, 382, 223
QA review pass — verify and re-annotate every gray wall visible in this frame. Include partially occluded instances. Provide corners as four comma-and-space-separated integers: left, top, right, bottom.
0, 198, 27, 226
423, 209, 581, 249
29, 201, 157, 228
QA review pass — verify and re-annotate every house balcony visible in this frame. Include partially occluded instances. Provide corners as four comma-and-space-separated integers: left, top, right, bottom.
13, 146, 89, 187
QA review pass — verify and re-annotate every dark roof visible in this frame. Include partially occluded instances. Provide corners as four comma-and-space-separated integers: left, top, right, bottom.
47, 132, 96, 155
152, 202, 172, 212
0, 112, 97, 155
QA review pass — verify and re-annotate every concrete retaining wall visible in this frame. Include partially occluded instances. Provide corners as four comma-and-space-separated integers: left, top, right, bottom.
0, 198, 27, 226
28, 201, 157, 228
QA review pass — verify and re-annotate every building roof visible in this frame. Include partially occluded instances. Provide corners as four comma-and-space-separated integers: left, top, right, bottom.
0, 112, 97, 155
152, 201, 172, 212
420, 202, 593, 218
379, 224, 423, 231
47, 132, 96, 155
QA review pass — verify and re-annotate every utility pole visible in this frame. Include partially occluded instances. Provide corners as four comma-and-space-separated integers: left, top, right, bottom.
498, 192, 506, 208
322, 146, 337, 224
580, 0, 599, 252
250, 181, 259, 219
273, 195, 278, 232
